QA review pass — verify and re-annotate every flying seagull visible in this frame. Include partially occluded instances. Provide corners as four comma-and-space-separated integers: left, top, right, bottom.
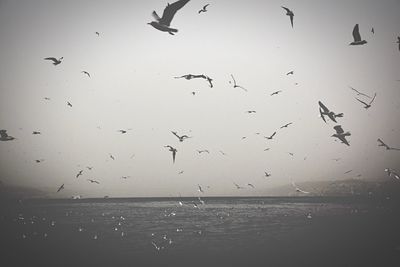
57, 184, 64, 193
292, 182, 310, 194
219, 150, 227, 156
264, 171, 271, 177
117, 129, 132, 134
35, 159, 45, 163
281, 6, 294, 28
350, 24, 367, 45
32, 131, 41, 135
171, 131, 191, 142
280, 122, 293, 129
331, 125, 351, 146
198, 4, 209, 14
371, 27, 374, 34
148, 0, 190, 35
81, 71, 90, 78
109, 154, 115, 160
233, 182, 244, 189
246, 110, 256, 114
344, 170, 352, 174
230, 75, 247, 92
76, 170, 83, 178
384, 168, 400, 180
377, 139, 400, 151
95, 31, 100, 36
396, 37, 400, 51
0, 130, 16, 141
197, 150, 209, 154
197, 184, 204, 193
349, 86, 372, 98
67, 102, 72, 107
165, 145, 178, 163
87, 179, 100, 184
271, 90, 282, 96
86, 166, 93, 170
264, 132, 276, 140
355, 93, 376, 109
44, 57, 63, 65
286, 71, 294, 75
248, 183, 255, 188
318, 101, 344, 123
121, 176, 130, 179
175, 74, 213, 88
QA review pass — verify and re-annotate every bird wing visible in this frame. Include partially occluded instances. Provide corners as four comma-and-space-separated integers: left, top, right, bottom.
171, 131, 180, 139
333, 125, 344, 134
160, 0, 190, 26
172, 150, 176, 163
369, 93, 377, 105
338, 135, 350, 146
318, 101, 330, 113
281, 6, 291, 13
230, 74, 237, 86
44, 57, 57, 63
319, 108, 328, 123
152, 11, 161, 21
377, 139, 388, 148
355, 98, 368, 106
289, 14, 294, 28
204, 4, 209, 9
352, 24, 362, 42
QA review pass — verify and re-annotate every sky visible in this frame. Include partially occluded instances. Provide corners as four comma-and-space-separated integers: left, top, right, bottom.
0, 0, 399, 198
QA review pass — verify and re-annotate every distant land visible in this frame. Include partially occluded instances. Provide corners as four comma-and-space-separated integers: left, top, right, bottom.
1, 178, 399, 199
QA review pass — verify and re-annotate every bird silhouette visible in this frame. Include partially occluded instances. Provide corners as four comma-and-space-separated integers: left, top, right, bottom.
280, 122, 293, 129
197, 150, 209, 154
82, 71, 91, 78
397, 37, 400, 51
148, 0, 190, 35
286, 70, 294, 75
95, 31, 100, 36
264, 132, 277, 140
331, 125, 351, 146
76, 170, 83, 178
371, 27, 374, 34
318, 101, 344, 123
57, 184, 64, 193
271, 90, 282, 96
264, 171, 271, 177
350, 24, 367, 45
197, 184, 204, 193
377, 139, 400, 151
87, 179, 100, 184
248, 183, 255, 188
109, 154, 115, 160
44, 57, 63, 65
233, 182, 244, 189
198, 4, 209, 13
175, 74, 213, 88
171, 131, 191, 142
281, 6, 294, 28
349, 86, 372, 98
165, 145, 178, 163
230, 74, 247, 92
355, 93, 376, 109
0, 130, 16, 141
32, 131, 41, 135
246, 110, 256, 114
67, 102, 72, 107
292, 182, 310, 194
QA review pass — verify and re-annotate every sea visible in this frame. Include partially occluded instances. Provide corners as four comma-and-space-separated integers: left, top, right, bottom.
1, 196, 400, 267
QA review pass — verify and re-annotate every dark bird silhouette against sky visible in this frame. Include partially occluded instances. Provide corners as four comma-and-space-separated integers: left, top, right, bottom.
264, 131, 276, 140
175, 74, 213, 88
0, 130, 16, 141
32, 131, 41, 135
44, 57, 63, 65
332, 125, 351, 146
197, 149, 209, 154
165, 145, 177, 163
350, 24, 367, 45
271, 90, 282, 96
82, 71, 90, 78
198, 4, 209, 14
355, 93, 376, 109
397, 36, 400, 51
318, 101, 344, 123
280, 122, 293, 129
281, 6, 294, 28
230, 74, 247, 92
56, 183, 64, 193
171, 131, 191, 142
76, 170, 83, 178
286, 70, 294, 75
148, 0, 190, 35
377, 138, 400, 151
67, 102, 72, 107
349, 86, 372, 98
87, 179, 100, 184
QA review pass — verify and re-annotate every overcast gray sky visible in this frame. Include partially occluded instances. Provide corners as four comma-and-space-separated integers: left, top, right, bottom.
0, 0, 399, 198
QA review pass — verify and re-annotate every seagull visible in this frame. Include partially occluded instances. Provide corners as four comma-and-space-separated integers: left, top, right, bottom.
288, 152, 294, 156
219, 150, 227, 156
171, 131, 191, 142
32, 131, 41, 135
44, 57, 63, 65
331, 125, 351, 146
148, 0, 191, 35
318, 101, 344, 123
271, 90, 282, 96
350, 24, 367, 45
86, 166, 93, 170
35, 159, 45, 163
197, 150, 209, 154
233, 182, 244, 189
67, 102, 72, 107
264, 172, 271, 177
286, 70, 294, 75
109, 154, 115, 160
76, 170, 83, 178
165, 145, 178, 163
121, 176, 130, 179
87, 179, 100, 184
95, 31, 100, 36
349, 86, 372, 98
44, 97, 51, 101
371, 27, 374, 34
198, 4, 209, 14
175, 74, 213, 88
280, 122, 293, 129
281, 6, 294, 28
0, 130, 16, 141
230, 75, 247, 92
344, 170, 352, 174
292, 181, 310, 194
117, 129, 132, 134
355, 93, 376, 109
264, 132, 276, 140
246, 110, 256, 114
57, 184, 64, 193
396, 37, 400, 51
332, 158, 341, 162
81, 71, 91, 78
385, 168, 400, 180
377, 138, 400, 151
178, 171, 184, 175
197, 184, 204, 193
248, 183, 255, 188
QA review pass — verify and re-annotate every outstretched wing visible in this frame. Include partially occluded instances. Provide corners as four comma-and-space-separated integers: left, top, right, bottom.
289, 14, 294, 28
171, 131, 180, 139
152, 11, 161, 21
281, 6, 291, 13
44, 57, 57, 63
318, 101, 330, 113
369, 93, 377, 105
319, 108, 327, 123
352, 24, 361, 42
160, 0, 190, 26
355, 98, 368, 106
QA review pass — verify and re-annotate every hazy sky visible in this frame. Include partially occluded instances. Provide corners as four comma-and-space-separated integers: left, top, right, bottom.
0, 0, 399, 198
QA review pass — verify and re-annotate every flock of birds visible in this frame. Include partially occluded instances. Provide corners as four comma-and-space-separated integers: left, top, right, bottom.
1, 0, 400, 198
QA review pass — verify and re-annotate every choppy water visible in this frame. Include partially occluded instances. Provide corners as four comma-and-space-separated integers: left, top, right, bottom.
1, 197, 400, 266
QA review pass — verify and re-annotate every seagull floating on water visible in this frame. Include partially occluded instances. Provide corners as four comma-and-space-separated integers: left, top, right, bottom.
148, 0, 191, 35
198, 4, 209, 14
281, 6, 294, 28
350, 24, 367, 45
0, 130, 16, 141
331, 125, 351, 146
44, 57, 63, 65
